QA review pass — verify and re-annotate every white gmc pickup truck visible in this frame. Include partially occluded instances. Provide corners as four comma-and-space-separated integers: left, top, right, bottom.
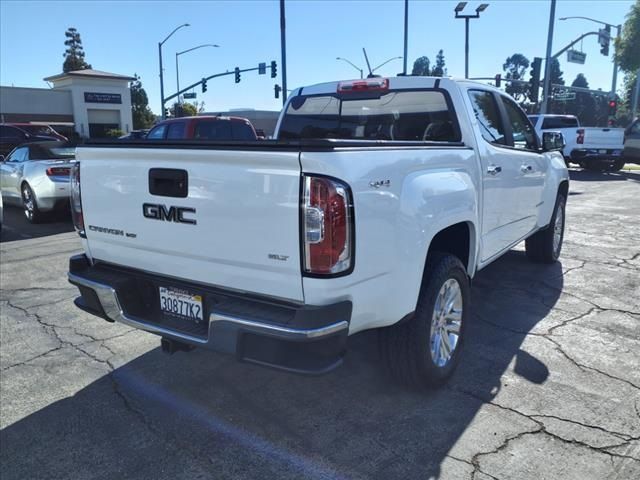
68, 77, 569, 388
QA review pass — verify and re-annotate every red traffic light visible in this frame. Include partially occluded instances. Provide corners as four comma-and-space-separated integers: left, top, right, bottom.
609, 100, 617, 108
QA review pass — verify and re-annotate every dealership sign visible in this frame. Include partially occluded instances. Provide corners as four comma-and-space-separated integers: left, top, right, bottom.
84, 92, 122, 104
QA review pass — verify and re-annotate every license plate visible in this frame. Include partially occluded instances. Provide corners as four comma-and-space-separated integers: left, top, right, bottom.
599, 149, 607, 154
159, 286, 203, 321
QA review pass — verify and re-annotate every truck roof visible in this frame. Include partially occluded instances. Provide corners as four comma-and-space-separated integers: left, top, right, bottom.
290, 76, 503, 97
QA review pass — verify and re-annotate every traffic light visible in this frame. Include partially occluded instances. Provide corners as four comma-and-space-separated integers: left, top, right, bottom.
529, 57, 542, 105
235, 67, 241, 83
599, 25, 611, 56
271, 61, 277, 78
202, 79, 207, 93
494, 74, 501, 88
164, 107, 170, 118
258, 62, 266, 75
608, 99, 617, 116
274, 84, 281, 99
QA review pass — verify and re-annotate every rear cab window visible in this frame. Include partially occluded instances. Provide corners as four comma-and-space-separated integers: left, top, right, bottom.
541, 116, 579, 129
278, 89, 461, 142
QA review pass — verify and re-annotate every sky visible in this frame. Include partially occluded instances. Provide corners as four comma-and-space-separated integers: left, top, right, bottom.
0, 0, 634, 114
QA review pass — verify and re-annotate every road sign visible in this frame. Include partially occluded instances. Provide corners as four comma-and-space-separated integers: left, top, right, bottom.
183, 92, 197, 99
554, 90, 576, 101
567, 50, 586, 64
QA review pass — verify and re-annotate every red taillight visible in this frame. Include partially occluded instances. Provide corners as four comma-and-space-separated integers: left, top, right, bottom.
70, 162, 85, 237
337, 78, 389, 94
46, 166, 71, 176
577, 128, 585, 145
302, 175, 353, 275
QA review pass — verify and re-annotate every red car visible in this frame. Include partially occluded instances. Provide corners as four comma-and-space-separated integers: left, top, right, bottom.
146, 116, 258, 141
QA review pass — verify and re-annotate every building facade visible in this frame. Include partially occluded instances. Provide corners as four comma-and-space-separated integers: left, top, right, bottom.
0, 69, 135, 138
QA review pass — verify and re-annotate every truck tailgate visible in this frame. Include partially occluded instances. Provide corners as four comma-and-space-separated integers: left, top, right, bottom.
583, 128, 625, 148
78, 146, 304, 302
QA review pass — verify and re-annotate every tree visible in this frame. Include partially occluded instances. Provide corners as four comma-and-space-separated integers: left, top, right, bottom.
503, 53, 530, 102
614, 0, 640, 72
548, 57, 564, 86
130, 74, 155, 129
432, 50, 447, 77
170, 101, 198, 117
411, 56, 431, 76
62, 27, 91, 72
570, 74, 597, 125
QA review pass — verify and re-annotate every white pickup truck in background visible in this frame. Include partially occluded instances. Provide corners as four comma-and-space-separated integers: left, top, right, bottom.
528, 114, 625, 171
68, 77, 569, 388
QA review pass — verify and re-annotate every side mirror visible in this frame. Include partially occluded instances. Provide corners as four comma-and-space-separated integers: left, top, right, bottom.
542, 131, 565, 152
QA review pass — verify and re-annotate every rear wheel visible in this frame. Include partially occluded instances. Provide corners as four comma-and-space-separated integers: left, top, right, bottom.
22, 184, 45, 224
609, 159, 625, 172
525, 193, 566, 263
379, 252, 470, 389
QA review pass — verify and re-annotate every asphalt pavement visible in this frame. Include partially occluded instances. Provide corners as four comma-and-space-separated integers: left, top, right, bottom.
1, 169, 639, 479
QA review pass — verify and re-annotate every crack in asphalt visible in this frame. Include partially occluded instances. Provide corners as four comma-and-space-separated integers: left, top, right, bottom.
449, 385, 640, 473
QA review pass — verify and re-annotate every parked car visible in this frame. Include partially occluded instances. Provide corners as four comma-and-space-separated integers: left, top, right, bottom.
119, 129, 149, 140
528, 114, 625, 171
9, 123, 68, 142
0, 141, 76, 223
68, 77, 569, 388
146, 115, 258, 141
623, 118, 640, 164
0, 124, 61, 157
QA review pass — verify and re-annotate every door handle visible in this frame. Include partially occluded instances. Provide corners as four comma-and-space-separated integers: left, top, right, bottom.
520, 164, 533, 173
487, 165, 502, 176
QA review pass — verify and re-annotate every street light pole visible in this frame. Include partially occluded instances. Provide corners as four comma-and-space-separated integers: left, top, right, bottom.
454, 3, 489, 79
372, 56, 403, 74
403, 0, 409, 75
336, 57, 363, 79
559, 16, 622, 96
540, 0, 557, 115
158, 23, 190, 119
175, 44, 220, 102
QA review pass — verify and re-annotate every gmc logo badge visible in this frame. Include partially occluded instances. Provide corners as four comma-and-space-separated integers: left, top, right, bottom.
142, 203, 196, 225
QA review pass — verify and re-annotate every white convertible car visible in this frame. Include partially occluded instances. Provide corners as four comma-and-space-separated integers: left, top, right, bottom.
0, 141, 76, 223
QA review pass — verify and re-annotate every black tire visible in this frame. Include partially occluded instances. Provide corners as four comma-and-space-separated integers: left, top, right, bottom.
379, 252, 470, 389
525, 193, 566, 263
21, 183, 45, 224
609, 159, 625, 172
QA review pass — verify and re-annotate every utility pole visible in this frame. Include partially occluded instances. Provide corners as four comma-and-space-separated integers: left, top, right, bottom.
612, 24, 621, 96
633, 68, 640, 119
403, 0, 409, 75
280, 0, 288, 106
540, 0, 557, 114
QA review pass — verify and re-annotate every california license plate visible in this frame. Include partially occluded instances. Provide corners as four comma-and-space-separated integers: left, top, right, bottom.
159, 286, 203, 321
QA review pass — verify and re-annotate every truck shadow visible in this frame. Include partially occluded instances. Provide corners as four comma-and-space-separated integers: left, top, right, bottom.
568, 168, 640, 183
1, 250, 562, 479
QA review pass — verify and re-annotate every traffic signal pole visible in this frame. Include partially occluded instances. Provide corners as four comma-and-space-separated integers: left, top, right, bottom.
280, 0, 288, 106
540, 0, 556, 115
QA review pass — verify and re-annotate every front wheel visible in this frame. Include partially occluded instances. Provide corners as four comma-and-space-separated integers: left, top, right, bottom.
525, 193, 566, 263
22, 184, 45, 224
379, 252, 470, 389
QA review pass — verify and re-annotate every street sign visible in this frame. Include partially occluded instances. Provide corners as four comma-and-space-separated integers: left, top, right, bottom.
554, 90, 576, 101
183, 92, 197, 99
567, 50, 586, 64
258, 62, 266, 75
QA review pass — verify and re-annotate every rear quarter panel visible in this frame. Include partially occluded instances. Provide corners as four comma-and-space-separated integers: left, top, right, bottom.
301, 147, 480, 333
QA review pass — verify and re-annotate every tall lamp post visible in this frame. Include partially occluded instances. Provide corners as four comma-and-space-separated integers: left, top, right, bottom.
159, 23, 190, 119
336, 57, 363, 79
176, 44, 219, 101
559, 16, 622, 95
454, 2, 489, 79
372, 56, 403, 74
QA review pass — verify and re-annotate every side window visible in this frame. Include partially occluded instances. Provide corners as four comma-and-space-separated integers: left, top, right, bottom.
166, 122, 186, 139
231, 122, 256, 140
194, 120, 233, 140
8, 147, 27, 162
147, 124, 167, 139
468, 90, 506, 145
501, 97, 538, 150
1, 126, 24, 140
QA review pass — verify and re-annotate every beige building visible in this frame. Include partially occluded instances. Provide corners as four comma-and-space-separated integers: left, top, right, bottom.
1, 69, 135, 138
